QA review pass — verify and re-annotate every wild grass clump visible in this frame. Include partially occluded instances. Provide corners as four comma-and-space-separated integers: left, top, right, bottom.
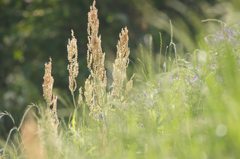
1, 1, 240, 159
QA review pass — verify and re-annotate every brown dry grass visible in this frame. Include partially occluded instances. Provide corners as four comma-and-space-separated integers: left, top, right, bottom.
21, 112, 45, 159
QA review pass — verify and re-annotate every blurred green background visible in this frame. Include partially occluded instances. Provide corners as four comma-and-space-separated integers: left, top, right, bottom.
0, 0, 239, 138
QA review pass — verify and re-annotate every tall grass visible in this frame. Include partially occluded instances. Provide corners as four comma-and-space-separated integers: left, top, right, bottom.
1, 0, 240, 159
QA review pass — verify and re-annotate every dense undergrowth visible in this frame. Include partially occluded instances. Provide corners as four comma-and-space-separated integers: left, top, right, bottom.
1, 1, 240, 159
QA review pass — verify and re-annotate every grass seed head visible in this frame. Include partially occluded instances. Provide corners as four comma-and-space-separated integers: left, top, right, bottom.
42, 58, 59, 134
87, 0, 107, 88
67, 30, 79, 93
49, 95, 59, 131
42, 58, 54, 106
84, 0, 107, 118
84, 76, 94, 108
111, 27, 130, 97
84, 76, 102, 118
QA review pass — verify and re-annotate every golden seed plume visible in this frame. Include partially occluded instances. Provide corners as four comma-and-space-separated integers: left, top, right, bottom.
84, 76, 94, 111
42, 58, 59, 132
42, 58, 54, 106
84, 0, 107, 118
87, 0, 107, 87
84, 75, 102, 119
67, 30, 79, 93
111, 27, 130, 97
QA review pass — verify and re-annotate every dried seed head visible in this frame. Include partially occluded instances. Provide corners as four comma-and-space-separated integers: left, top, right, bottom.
111, 27, 130, 97
88, 0, 98, 39
49, 95, 59, 133
84, 76, 94, 109
42, 58, 59, 133
84, 75, 103, 120
84, 0, 107, 119
42, 58, 54, 106
117, 27, 130, 59
87, 0, 107, 88
67, 30, 79, 93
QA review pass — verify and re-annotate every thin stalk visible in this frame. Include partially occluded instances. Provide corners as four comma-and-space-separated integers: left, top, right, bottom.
71, 91, 77, 109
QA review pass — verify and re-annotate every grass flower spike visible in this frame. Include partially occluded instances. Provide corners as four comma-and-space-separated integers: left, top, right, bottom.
67, 30, 79, 93
87, 0, 107, 87
42, 58, 54, 106
84, 0, 107, 119
112, 27, 130, 98
42, 58, 59, 132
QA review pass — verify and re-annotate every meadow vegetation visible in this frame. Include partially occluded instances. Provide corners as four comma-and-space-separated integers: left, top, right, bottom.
1, 0, 240, 158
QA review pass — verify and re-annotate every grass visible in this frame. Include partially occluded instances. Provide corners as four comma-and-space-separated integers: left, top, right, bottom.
1, 1, 240, 159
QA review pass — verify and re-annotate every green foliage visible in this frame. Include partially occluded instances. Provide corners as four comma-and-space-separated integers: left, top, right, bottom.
1, 21, 240, 158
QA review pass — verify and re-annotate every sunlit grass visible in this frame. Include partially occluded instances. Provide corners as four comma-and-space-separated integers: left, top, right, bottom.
1, 1, 240, 159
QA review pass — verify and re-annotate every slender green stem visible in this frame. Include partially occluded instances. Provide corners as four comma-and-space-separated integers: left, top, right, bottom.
71, 91, 77, 109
